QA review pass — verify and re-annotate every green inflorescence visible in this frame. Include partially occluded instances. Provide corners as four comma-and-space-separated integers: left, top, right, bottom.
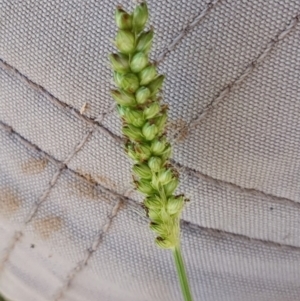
110, 2, 189, 250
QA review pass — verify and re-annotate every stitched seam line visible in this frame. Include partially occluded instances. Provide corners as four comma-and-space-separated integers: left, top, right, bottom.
1, 61, 298, 205
0, 74, 116, 269
1, 14, 298, 145
0, 231, 22, 271
0, 58, 122, 145
0, 128, 93, 272
181, 219, 300, 252
53, 199, 123, 301
1, 120, 133, 205
155, 0, 222, 64
1, 119, 299, 211
185, 14, 300, 134
0, 112, 97, 271
171, 160, 300, 210
24, 129, 93, 224
127, 200, 300, 252
2, 120, 300, 250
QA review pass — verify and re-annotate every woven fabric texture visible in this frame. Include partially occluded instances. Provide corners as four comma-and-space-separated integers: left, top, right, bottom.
1, 0, 300, 300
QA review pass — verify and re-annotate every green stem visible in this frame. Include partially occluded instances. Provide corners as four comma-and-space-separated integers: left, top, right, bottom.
172, 245, 194, 301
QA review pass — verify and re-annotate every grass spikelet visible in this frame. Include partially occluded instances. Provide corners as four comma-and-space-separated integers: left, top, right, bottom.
110, 3, 194, 300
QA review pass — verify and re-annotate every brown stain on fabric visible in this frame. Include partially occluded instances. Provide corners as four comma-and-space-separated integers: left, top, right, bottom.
94, 175, 117, 190
76, 169, 117, 193
76, 169, 98, 185
70, 176, 99, 200
0, 188, 21, 216
68, 170, 117, 204
167, 119, 188, 142
34, 217, 63, 239
21, 158, 48, 175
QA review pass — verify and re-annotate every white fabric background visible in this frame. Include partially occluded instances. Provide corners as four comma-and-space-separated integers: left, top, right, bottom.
1, 0, 300, 300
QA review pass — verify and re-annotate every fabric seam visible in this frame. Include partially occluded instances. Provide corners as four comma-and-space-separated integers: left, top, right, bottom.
1, 121, 300, 250
0, 58, 122, 145
182, 14, 300, 138
1, 60, 298, 205
155, 0, 222, 64
53, 199, 123, 301
0, 102, 114, 272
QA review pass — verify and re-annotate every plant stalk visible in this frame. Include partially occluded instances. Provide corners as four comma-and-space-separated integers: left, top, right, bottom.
172, 245, 194, 301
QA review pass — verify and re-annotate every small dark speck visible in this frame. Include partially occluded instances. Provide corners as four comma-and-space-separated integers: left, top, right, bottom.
270, 207, 273, 211
30, 244, 35, 248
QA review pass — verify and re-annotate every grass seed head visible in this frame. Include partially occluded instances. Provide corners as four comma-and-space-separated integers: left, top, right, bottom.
111, 3, 187, 250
